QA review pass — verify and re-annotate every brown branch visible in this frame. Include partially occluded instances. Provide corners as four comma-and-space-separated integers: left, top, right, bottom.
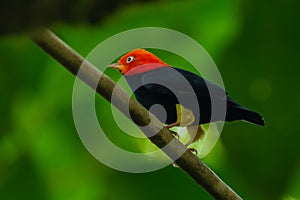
30, 28, 242, 200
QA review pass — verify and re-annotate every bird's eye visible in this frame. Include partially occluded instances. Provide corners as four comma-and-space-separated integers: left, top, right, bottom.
126, 56, 134, 63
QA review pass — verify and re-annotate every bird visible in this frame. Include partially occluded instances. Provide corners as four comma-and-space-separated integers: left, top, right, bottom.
109, 48, 264, 147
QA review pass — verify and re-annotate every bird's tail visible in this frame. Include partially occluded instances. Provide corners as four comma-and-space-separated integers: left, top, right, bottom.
239, 109, 265, 126
226, 97, 265, 126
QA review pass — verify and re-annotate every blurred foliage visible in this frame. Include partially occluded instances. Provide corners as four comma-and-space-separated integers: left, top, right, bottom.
0, 0, 299, 199
0, 0, 158, 35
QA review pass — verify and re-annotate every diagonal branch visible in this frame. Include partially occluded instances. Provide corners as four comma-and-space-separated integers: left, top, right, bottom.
31, 28, 242, 200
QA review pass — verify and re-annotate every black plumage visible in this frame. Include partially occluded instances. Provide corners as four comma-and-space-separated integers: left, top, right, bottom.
124, 67, 264, 126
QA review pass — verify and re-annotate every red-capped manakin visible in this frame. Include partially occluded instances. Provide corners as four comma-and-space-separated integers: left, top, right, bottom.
110, 49, 264, 147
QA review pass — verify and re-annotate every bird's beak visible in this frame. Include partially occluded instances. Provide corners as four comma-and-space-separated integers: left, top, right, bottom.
109, 63, 123, 71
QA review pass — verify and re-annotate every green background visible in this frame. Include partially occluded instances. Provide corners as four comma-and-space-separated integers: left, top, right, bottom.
0, 0, 299, 199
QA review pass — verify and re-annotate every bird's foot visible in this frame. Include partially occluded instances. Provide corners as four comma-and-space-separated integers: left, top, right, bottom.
188, 148, 198, 155
166, 122, 179, 129
168, 129, 180, 140
172, 162, 180, 168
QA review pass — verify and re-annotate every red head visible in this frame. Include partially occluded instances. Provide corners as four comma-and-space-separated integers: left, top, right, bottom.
109, 49, 169, 76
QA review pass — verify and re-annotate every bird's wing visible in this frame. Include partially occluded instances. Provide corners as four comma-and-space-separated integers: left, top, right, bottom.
141, 67, 226, 98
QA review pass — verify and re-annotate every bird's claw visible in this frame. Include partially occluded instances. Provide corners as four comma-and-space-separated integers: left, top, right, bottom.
188, 148, 198, 155
169, 129, 180, 140
172, 162, 180, 168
